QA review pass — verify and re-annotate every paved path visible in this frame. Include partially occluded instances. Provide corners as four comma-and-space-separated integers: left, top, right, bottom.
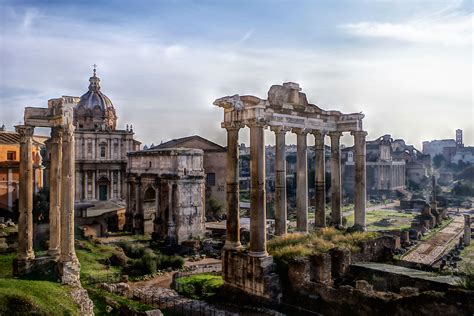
402, 214, 465, 266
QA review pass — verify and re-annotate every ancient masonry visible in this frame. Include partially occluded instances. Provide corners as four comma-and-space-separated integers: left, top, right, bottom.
126, 148, 206, 243
214, 82, 367, 299
14, 97, 80, 284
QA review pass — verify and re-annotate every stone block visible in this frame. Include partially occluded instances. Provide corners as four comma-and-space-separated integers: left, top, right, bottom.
310, 253, 332, 285
287, 258, 310, 288
355, 280, 373, 293
329, 248, 351, 278
400, 286, 419, 296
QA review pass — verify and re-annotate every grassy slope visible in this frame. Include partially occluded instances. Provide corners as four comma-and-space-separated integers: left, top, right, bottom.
76, 240, 122, 282
345, 210, 415, 231
0, 252, 79, 315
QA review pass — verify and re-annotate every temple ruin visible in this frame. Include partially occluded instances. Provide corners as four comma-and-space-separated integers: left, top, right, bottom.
214, 82, 367, 299
14, 97, 80, 284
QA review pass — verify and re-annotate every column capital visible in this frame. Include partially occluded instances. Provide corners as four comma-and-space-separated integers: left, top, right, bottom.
313, 130, 326, 148
351, 130, 368, 138
247, 118, 267, 128
61, 125, 75, 142
15, 125, 34, 142
270, 125, 291, 134
50, 126, 63, 144
328, 131, 343, 138
223, 122, 245, 131
292, 127, 309, 135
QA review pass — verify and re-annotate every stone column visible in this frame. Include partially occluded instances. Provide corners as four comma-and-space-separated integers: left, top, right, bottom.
60, 125, 78, 262
464, 215, 471, 246
224, 124, 242, 250
117, 171, 122, 199
329, 131, 342, 226
15, 125, 35, 261
249, 122, 267, 257
271, 126, 288, 236
294, 128, 308, 232
314, 130, 326, 228
83, 171, 88, 200
351, 131, 367, 230
48, 126, 62, 258
92, 171, 96, 200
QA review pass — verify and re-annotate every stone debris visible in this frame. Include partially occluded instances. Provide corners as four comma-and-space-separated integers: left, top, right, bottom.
70, 286, 94, 316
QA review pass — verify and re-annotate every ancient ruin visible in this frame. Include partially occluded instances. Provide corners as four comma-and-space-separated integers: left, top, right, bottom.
13, 97, 80, 284
214, 82, 367, 299
126, 148, 206, 243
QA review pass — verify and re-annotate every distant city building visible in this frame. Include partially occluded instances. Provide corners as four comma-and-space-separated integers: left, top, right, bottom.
151, 135, 227, 216
452, 147, 474, 164
0, 129, 46, 213
422, 129, 469, 163
456, 129, 464, 148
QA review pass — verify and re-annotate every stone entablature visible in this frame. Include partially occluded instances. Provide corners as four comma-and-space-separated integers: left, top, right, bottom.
126, 148, 205, 243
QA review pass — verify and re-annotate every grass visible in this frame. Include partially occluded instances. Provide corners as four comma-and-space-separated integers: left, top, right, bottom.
460, 242, 474, 270
76, 239, 123, 282
457, 266, 474, 290
268, 228, 379, 263
87, 287, 156, 315
345, 210, 415, 231
0, 279, 80, 315
0, 252, 14, 278
175, 273, 224, 300
0, 225, 17, 236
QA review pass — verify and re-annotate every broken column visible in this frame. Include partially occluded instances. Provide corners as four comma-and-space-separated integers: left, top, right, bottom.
48, 126, 62, 258
314, 130, 326, 228
249, 122, 267, 257
15, 125, 35, 262
329, 131, 342, 226
465, 214, 471, 246
224, 124, 242, 249
272, 126, 288, 236
294, 128, 308, 233
352, 131, 367, 230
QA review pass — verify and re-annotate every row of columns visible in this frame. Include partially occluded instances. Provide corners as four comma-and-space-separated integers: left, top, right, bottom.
15, 124, 77, 263
223, 123, 367, 256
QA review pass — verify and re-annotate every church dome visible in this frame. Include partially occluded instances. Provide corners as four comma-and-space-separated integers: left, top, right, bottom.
74, 68, 117, 131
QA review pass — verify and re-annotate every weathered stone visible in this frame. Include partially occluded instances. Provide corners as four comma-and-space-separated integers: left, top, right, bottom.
355, 280, 373, 293
399, 286, 419, 296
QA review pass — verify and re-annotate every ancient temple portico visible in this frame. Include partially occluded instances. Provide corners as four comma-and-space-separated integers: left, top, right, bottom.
14, 97, 80, 284
214, 82, 366, 299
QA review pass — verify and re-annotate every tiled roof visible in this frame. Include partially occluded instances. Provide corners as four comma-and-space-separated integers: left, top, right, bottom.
152, 135, 226, 152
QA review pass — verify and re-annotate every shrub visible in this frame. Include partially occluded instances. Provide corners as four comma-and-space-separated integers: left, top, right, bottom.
119, 242, 145, 259
175, 274, 224, 299
458, 266, 474, 290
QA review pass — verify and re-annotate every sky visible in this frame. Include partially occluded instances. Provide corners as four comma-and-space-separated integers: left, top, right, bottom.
0, 0, 472, 149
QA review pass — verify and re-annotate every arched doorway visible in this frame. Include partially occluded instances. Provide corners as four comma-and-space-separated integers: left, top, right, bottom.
97, 176, 109, 201
143, 186, 156, 234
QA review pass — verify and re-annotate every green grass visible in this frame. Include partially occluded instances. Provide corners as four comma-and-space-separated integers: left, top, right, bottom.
175, 273, 224, 299
76, 240, 122, 282
461, 242, 474, 269
345, 210, 415, 231
268, 228, 379, 263
0, 279, 80, 315
0, 225, 17, 236
0, 252, 14, 278
87, 287, 155, 315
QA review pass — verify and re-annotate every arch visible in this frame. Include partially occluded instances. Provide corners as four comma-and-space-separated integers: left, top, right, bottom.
144, 186, 156, 202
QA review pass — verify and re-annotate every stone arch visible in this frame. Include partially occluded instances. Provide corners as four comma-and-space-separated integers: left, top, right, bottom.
142, 186, 157, 234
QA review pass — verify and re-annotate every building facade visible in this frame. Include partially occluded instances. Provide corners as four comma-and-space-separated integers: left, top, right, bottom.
151, 136, 226, 216
0, 127, 45, 213
126, 148, 205, 243
45, 70, 140, 205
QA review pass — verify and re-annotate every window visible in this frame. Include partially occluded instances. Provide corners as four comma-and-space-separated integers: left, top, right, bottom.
7, 151, 16, 161
207, 173, 216, 186
100, 146, 106, 158
87, 143, 92, 154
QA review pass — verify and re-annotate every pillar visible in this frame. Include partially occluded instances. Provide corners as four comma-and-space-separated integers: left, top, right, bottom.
48, 126, 62, 258
83, 171, 88, 200
314, 131, 326, 228
224, 124, 242, 249
60, 125, 77, 262
15, 125, 35, 261
92, 171, 96, 200
464, 215, 471, 246
271, 126, 288, 236
294, 128, 308, 232
351, 131, 367, 230
329, 131, 342, 226
249, 123, 267, 257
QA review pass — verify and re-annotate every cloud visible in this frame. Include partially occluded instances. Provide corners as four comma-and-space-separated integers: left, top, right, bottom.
341, 3, 473, 45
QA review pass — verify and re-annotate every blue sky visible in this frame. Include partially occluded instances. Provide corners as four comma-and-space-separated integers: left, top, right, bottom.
0, 0, 472, 148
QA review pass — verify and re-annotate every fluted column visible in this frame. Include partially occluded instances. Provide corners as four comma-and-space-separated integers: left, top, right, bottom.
271, 126, 288, 236
314, 130, 326, 228
352, 131, 367, 230
329, 131, 342, 226
48, 126, 62, 258
294, 128, 308, 232
60, 124, 77, 262
224, 124, 242, 249
249, 122, 267, 257
15, 125, 35, 261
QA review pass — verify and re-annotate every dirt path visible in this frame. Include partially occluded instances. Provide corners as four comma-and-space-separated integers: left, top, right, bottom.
402, 214, 465, 266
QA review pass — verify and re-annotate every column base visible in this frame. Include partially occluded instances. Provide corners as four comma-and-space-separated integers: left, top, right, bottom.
222, 249, 281, 301
13, 258, 35, 276
48, 248, 61, 259
351, 224, 367, 232
249, 250, 268, 257
223, 241, 243, 251
58, 259, 81, 285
